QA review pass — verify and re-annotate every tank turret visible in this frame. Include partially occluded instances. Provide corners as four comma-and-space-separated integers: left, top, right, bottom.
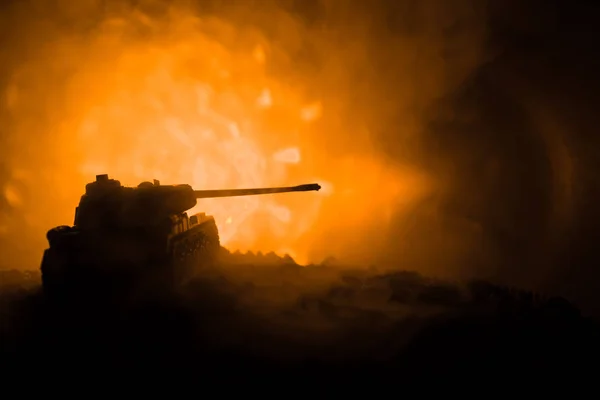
73, 174, 320, 230
40, 174, 321, 301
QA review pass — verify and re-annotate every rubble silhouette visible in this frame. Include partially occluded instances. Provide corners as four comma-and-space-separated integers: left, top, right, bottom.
1, 251, 598, 388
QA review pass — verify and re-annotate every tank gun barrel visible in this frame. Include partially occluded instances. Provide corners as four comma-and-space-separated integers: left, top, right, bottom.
193, 183, 321, 199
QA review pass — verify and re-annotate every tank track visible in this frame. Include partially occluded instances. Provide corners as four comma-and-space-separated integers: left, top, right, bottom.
169, 217, 221, 284
40, 218, 221, 303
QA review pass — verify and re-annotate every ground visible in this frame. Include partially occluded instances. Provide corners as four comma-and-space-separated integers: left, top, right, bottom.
0, 250, 598, 390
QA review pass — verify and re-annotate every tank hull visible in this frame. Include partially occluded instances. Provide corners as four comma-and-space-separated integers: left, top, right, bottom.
40, 218, 221, 302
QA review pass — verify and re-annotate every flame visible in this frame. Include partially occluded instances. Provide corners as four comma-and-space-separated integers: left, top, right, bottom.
252, 45, 266, 65
63, 22, 335, 259
3, 184, 22, 208
256, 88, 272, 108
300, 102, 322, 122
273, 147, 301, 164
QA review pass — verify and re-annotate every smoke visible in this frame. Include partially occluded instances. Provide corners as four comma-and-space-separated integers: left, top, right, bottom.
0, 0, 492, 272
386, 0, 599, 304
3, 0, 595, 305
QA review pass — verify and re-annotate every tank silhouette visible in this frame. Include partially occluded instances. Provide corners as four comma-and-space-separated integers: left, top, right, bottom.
40, 174, 321, 299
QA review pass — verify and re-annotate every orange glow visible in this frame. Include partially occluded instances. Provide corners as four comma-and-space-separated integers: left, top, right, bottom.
1, 4, 433, 268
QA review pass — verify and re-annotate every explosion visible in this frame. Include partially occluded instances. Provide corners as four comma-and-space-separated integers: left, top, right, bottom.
73, 35, 324, 255
0, 1, 432, 269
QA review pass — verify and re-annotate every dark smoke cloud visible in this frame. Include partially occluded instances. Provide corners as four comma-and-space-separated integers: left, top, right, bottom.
392, 0, 600, 312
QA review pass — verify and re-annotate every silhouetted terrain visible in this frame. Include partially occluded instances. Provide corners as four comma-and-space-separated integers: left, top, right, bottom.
1, 250, 598, 389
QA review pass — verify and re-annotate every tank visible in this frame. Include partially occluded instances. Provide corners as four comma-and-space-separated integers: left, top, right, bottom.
40, 174, 321, 300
